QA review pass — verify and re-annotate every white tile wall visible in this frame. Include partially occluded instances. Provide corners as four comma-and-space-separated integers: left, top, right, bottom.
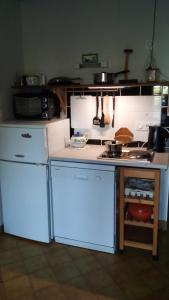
71, 95, 161, 142
71, 96, 94, 129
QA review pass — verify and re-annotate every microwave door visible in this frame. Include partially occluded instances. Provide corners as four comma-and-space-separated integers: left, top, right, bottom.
14, 96, 42, 119
13, 93, 59, 120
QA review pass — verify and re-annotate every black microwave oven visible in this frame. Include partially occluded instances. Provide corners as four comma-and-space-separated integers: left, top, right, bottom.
13, 92, 60, 120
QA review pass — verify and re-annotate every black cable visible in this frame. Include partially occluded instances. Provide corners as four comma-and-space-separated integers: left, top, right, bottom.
150, 0, 157, 67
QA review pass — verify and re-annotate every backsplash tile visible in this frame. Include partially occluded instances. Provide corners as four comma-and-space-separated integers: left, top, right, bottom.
70, 96, 94, 129
71, 95, 161, 142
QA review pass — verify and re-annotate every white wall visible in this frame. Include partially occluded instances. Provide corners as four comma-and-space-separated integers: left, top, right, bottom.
0, 191, 2, 226
0, 0, 23, 120
20, 0, 169, 84
0, 0, 23, 225
0, 0, 168, 118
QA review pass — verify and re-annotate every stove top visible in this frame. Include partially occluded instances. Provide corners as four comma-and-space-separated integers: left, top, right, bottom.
97, 150, 154, 163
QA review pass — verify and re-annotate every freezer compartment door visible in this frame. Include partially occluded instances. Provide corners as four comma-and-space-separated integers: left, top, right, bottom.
0, 161, 50, 243
0, 127, 47, 163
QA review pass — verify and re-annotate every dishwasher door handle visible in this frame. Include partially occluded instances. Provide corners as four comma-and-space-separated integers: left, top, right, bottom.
15, 154, 25, 158
74, 174, 89, 181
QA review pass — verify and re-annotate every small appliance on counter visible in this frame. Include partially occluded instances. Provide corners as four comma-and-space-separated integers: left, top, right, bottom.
147, 126, 169, 152
13, 91, 60, 120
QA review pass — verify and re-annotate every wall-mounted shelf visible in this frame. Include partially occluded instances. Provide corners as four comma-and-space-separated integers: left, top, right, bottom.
12, 81, 169, 91
11, 85, 47, 89
52, 81, 169, 90
11, 81, 169, 114
79, 63, 102, 68
48, 81, 169, 96
75, 61, 108, 69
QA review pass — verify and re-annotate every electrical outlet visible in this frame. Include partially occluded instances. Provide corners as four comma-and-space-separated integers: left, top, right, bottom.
136, 121, 144, 131
136, 121, 148, 131
145, 121, 151, 129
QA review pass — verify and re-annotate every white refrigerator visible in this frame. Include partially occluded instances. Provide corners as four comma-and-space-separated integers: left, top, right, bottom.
0, 119, 70, 243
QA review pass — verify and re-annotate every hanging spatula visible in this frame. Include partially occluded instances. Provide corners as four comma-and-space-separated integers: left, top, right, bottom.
93, 95, 100, 125
112, 95, 115, 128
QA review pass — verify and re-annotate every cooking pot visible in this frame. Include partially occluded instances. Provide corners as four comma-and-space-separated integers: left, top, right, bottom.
104, 140, 122, 154
128, 203, 152, 222
147, 126, 169, 152
94, 72, 107, 84
94, 70, 129, 84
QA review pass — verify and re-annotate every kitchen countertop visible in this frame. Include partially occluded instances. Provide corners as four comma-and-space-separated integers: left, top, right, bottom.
0, 118, 65, 128
50, 145, 169, 170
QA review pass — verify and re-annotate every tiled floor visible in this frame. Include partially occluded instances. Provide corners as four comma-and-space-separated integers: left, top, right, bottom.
0, 229, 169, 300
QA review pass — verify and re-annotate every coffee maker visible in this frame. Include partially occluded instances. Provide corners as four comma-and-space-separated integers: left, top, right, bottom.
147, 126, 169, 152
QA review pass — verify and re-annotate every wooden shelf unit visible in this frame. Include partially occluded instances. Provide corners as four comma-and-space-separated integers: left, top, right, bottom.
124, 219, 154, 228
124, 197, 154, 205
12, 81, 169, 116
119, 167, 160, 257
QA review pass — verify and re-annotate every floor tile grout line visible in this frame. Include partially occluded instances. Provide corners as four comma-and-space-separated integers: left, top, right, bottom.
1, 236, 56, 299
1, 232, 169, 300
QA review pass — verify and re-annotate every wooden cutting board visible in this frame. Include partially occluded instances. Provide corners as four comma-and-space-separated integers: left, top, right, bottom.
114, 127, 134, 143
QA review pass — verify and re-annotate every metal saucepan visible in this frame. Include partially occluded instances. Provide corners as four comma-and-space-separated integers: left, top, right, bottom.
94, 70, 129, 84
104, 140, 123, 154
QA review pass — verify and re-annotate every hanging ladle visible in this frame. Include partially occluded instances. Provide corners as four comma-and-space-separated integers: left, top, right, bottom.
93, 94, 100, 126
100, 91, 105, 128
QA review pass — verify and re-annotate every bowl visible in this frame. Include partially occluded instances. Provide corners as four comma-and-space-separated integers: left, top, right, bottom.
128, 203, 152, 222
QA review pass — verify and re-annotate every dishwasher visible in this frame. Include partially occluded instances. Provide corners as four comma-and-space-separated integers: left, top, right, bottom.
50, 161, 116, 253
